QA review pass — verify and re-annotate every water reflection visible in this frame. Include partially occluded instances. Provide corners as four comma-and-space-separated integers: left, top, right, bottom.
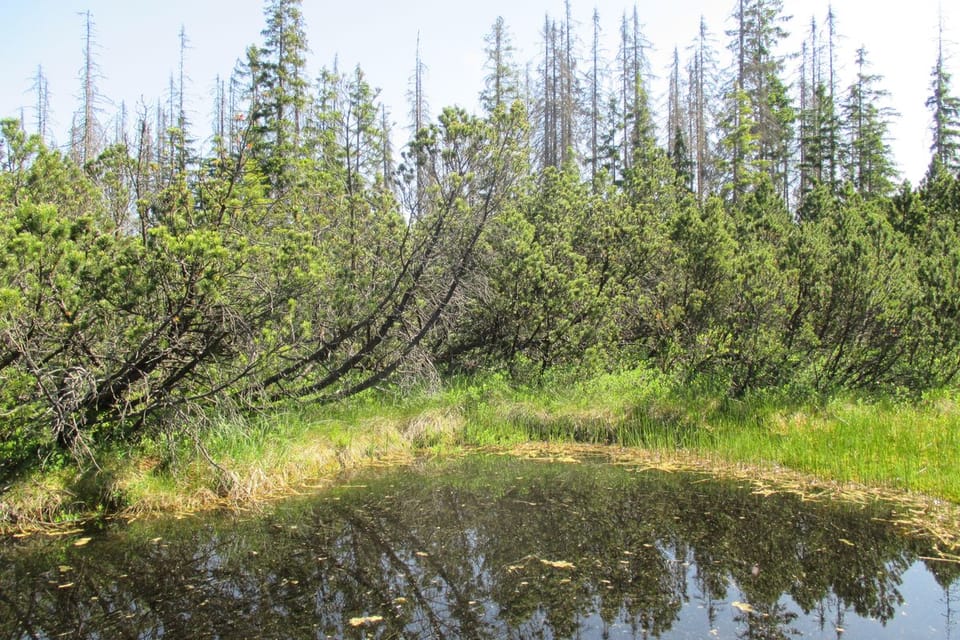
1, 456, 959, 639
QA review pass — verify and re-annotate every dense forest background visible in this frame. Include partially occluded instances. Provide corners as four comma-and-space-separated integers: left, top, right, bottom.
2, 0, 960, 463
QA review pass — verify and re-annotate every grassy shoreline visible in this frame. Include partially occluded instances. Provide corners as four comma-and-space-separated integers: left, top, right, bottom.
3, 367, 960, 540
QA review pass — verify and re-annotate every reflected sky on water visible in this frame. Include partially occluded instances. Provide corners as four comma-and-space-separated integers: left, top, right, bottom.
2, 455, 958, 639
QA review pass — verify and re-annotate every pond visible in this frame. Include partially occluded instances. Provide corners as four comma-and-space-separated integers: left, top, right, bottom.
1, 455, 959, 639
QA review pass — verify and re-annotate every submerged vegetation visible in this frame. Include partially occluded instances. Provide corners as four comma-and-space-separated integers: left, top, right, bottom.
2, 0, 960, 527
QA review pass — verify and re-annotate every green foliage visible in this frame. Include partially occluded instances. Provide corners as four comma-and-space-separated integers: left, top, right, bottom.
843, 48, 898, 198
3, 1, 960, 481
906, 168, 960, 387
444, 164, 618, 378
798, 81, 843, 202
926, 36, 960, 175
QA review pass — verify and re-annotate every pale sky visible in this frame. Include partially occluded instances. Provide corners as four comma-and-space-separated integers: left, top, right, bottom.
0, 0, 956, 184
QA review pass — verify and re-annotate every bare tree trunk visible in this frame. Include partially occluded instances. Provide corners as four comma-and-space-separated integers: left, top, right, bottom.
590, 9, 600, 185
31, 65, 50, 142
72, 10, 101, 165
696, 17, 708, 203
827, 5, 838, 185
411, 33, 428, 217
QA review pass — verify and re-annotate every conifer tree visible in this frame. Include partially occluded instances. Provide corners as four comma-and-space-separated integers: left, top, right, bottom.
410, 35, 428, 136
248, 0, 310, 193
843, 47, 897, 197
618, 8, 655, 175
667, 47, 684, 164
559, 0, 579, 166
722, 0, 794, 202
171, 25, 193, 175
480, 17, 520, 113
797, 8, 842, 210
926, 17, 960, 175
406, 34, 429, 217
668, 47, 693, 190
588, 9, 603, 186
825, 6, 840, 186
719, 86, 761, 200
70, 10, 103, 166
538, 16, 561, 170
687, 16, 720, 203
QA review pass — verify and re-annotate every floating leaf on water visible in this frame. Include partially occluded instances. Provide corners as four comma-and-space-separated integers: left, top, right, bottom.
58, 565, 73, 573
732, 601, 755, 614
58, 582, 75, 589
541, 559, 575, 570
150, 537, 163, 544
349, 615, 384, 627
415, 551, 430, 558
838, 538, 855, 547
73, 537, 92, 547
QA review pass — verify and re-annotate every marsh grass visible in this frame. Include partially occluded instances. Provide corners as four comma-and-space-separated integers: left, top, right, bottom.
450, 370, 960, 502
4, 367, 960, 531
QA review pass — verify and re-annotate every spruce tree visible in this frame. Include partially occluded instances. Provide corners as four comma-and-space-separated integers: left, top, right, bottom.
797, 11, 842, 205
843, 47, 897, 198
619, 8, 655, 175
722, 0, 794, 202
248, 0, 310, 194
687, 16, 720, 203
926, 18, 960, 175
480, 17, 520, 113
588, 9, 603, 186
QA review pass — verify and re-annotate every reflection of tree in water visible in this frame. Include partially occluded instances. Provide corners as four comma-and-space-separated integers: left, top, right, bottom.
733, 600, 799, 639
0, 456, 953, 639
930, 560, 960, 640
944, 581, 959, 640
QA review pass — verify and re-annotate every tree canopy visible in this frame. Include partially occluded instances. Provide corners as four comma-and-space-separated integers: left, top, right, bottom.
2, 0, 960, 465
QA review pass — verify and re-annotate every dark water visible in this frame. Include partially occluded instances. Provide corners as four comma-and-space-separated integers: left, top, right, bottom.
2, 456, 959, 639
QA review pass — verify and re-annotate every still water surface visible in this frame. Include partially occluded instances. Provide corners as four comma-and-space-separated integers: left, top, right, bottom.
2, 455, 959, 639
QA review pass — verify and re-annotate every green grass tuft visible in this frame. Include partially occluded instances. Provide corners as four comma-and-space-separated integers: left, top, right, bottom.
4, 366, 960, 529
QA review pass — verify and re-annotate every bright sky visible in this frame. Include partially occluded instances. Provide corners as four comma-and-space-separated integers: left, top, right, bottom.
0, 0, 955, 184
